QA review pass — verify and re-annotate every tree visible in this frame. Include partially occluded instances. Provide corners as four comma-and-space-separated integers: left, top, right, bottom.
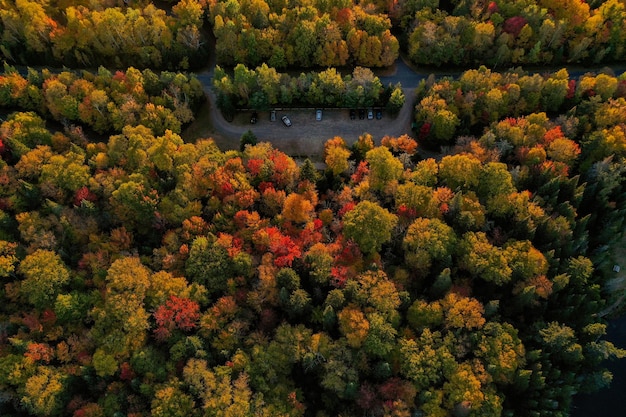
40, 151, 90, 194
403, 217, 457, 273
338, 304, 370, 348
475, 322, 525, 384
151, 380, 196, 417
186, 234, 253, 295
476, 162, 515, 206
345, 270, 401, 319
240, 130, 258, 151
282, 193, 314, 224
324, 136, 351, 176
342, 201, 398, 255
18, 249, 70, 310
539, 321, 583, 364
363, 312, 397, 358
458, 232, 512, 285
90, 257, 151, 358
365, 146, 404, 192
399, 329, 455, 390
0, 240, 18, 278
0, 111, 52, 158
110, 181, 159, 233
20, 366, 66, 417
153, 295, 201, 341
440, 291, 486, 330
386, 85, 405, 113
438, 154, 482, 191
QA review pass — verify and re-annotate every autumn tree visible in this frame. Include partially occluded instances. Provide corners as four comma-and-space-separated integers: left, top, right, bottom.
324, 136, 351, 176
18, 249, 70, 310
342, 200, 398, 255
365, 146, 404, 192
403, 217, 457, 274
90, 257, 151, 359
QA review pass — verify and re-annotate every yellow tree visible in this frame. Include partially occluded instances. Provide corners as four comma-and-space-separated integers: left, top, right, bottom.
403, 217, 457, 273
365, 145, 404, 192
18, 249, 70, 310
324, 136, 351, 176
338, 304, 370, 348
20, 365, 66, 417
90, 257, 151, 359
282, 193, 315, 224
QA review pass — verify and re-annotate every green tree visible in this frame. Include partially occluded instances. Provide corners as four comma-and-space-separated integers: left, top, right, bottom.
240, 130, 258, 152
0, 111, 52, 157
386, 85, 405, 114
343, 200, 398, 254
458, 232, 512, 285
110, 181, 159, 233
40, 151, 90, 194
186, 234, 252, 296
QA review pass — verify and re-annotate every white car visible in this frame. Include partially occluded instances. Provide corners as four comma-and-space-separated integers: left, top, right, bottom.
367, 108, 374, 120
316, 109, 322, 121
281, 115, 292, 127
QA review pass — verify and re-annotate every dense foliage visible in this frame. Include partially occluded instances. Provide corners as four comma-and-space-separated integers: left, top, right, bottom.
414, 66, 626, 149
401, 0, 626, 67
0, 0, 207, 69
1, 65, 626, 416
213, 64, 404, 112
2, 0, 626, 416
0, 66, 205, 136
208, 0, 399, 68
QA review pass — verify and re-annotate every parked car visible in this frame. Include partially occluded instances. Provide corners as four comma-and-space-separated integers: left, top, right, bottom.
358, 109, 365, 119
281, 115, 292, 127
270, 110, 276, 122
376, 109, 382, 119
367, 108, 374, 120
250, 112, 258, 124
350, 109, 356, 120
316, 109, 322, 121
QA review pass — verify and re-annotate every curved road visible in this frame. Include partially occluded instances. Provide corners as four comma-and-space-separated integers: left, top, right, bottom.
192, 57, 425, 159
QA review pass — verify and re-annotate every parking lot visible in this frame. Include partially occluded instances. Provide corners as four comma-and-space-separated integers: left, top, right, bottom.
215, 100, 415, 158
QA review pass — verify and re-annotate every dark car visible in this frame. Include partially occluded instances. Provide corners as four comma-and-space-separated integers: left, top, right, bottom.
358, 109, 365, 119
250, 112, 258, 124
270, 110, 276, 122
376, 109, 383, 120
281, 115, 292, 127
350, 109, 356, 120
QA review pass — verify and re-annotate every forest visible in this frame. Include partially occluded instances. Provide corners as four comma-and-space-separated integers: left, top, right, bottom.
1, 0, 626, 416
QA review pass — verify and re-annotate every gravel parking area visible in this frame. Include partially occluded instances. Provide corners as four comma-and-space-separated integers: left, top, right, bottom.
203, 89, 416, 159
